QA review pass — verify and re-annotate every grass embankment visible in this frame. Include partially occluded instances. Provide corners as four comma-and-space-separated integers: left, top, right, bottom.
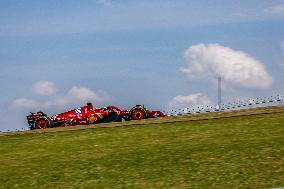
0, 106, 284, 188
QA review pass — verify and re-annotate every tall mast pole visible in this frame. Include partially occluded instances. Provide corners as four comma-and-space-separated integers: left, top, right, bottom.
218, 76, 222, 110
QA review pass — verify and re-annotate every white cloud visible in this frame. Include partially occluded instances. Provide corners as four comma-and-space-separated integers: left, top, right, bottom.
48, 87, 111, 109
32, 81, 57, 95
181, 43, 273, 89
44, 86, 112, 108
68, 86, 99, 102
167, 93, 212, 110
11, 98, 39, 109
42, 96, 69, 109
12, 82, 112, 110
267, 3, 284, 14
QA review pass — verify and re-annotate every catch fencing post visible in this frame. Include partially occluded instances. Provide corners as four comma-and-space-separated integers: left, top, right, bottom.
218, 76, 222, 110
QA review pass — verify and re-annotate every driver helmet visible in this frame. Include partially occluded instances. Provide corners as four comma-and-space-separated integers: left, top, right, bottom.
87, 102, 93, 111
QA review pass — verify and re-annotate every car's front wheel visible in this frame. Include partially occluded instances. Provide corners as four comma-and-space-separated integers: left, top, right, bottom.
130, 105, 148, 120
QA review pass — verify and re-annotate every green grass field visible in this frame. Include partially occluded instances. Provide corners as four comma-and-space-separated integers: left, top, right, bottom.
1, 106, 284, 189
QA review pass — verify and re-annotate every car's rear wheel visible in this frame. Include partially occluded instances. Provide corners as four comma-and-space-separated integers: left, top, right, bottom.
34, 117, 52, 129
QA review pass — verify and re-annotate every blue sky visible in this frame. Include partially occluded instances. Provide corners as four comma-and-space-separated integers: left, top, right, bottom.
0, 0, 284, 130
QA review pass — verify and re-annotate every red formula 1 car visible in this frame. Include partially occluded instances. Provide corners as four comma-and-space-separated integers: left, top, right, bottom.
26, 103, 166, 130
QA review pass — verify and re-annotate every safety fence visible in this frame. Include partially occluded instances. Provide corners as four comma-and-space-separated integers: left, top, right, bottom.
165, 95, 284, 116
1, 95, 283, 133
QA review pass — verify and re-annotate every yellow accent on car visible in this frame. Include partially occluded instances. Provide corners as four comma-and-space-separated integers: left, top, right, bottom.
89, 115, 97, 123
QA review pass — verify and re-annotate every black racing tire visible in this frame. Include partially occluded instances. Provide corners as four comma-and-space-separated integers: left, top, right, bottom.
130, 105, 148, 120
33, 117, 53, 130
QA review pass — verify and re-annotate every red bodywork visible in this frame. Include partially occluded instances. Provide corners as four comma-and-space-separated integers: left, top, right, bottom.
27, 103, 166, 130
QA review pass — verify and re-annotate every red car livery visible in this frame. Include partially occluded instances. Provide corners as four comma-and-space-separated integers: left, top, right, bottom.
27, 103, 166, 130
